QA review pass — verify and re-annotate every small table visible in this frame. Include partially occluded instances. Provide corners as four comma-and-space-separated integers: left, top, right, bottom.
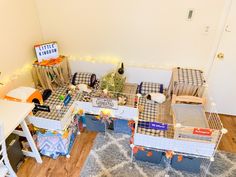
32, 56, 71, 90
0, 99, 42, 163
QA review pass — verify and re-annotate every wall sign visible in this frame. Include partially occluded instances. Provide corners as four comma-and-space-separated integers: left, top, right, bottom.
193, 128, 212, 136
64, 94, 72, 106
34, 42, 59, 62
92, 97, 118, 109
138, 121, 168, 131
33, 104, 50, 112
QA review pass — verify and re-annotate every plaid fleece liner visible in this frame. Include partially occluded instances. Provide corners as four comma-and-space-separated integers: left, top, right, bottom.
139, 82, 163, 95
34, 86, 80, 121
176, 67, 205, 86
137, 97, 168, 137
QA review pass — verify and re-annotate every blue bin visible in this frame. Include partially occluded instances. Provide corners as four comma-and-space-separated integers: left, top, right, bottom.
134, 148, 163, 164
171, 155, 202, 173
113, 119, 131, 134
85, 114, 105, 132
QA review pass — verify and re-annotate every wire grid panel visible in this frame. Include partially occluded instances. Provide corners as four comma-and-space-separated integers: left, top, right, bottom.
135, 96, 224, 157
172, 104, 222, 144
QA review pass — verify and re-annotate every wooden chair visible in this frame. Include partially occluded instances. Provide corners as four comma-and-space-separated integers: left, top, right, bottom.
0, 122, 17, 177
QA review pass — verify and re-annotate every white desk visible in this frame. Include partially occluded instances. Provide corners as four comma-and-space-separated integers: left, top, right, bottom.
0, 99, 42, 163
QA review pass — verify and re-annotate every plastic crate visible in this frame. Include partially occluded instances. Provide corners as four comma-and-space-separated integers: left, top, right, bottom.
171, 155, 202, 173
113, 119, 131, 134
85, 114, 105, 132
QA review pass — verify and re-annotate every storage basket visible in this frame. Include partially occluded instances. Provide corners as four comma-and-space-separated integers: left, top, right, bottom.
134, 147, 163, 164
171, 155, 202, 173
113, 119, 131, 134
85, 114, 105, 132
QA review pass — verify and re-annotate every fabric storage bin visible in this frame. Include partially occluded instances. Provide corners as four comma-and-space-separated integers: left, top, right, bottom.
113, 119, 131, 134
36, 129, 73, 159
139, 82, 164, 95
171, 155, 202, 173
72, 72, 96, 87
134, 148, 163, 164
85, 114, 105, 132
36, 117, 78, 159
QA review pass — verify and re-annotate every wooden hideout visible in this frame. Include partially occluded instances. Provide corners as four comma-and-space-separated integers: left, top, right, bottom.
168, 67, 206, 97
32, 56, 71, 90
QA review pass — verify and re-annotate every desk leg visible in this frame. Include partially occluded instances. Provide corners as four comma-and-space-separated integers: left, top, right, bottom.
20, 120, 42, 163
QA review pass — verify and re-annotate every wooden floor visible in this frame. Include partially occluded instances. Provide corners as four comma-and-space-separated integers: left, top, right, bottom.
17, 115, 236, 177
17, 131, 97, 177
218, 114, 236, 153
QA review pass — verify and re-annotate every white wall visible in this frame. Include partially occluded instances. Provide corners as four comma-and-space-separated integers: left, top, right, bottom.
69, 60, 172, 88
35, 0, 225, 71
0, 0, 43, 97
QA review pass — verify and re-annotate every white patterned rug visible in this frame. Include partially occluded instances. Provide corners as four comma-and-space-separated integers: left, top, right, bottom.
80, 131, 236, 177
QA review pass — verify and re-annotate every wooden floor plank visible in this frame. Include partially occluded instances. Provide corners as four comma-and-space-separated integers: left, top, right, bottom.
218, 114, 236, 153
17, 131, 97, 177
17, 115, 235, 177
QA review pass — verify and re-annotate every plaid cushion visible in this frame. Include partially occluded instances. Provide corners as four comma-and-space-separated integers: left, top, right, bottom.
176, 67, 205, 86
72, 72, 96, 87
139, 82, 163, 95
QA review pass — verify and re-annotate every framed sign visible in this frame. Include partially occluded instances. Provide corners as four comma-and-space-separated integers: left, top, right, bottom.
92, 97, 118, 109
34, 42, 59, 62
193, 128, 212, 136
63, 94, 72, 106
33, 104, 50, 112
138, 121, 168, 131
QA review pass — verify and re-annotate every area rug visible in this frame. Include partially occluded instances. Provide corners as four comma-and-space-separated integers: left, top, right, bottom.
80, 131, 236, 177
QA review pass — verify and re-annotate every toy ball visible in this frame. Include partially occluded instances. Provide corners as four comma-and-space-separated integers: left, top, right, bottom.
59, 95, 65, 101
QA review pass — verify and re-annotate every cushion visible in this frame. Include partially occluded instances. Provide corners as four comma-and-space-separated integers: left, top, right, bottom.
72, 72, 96, 87
139, 82, 164, 95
